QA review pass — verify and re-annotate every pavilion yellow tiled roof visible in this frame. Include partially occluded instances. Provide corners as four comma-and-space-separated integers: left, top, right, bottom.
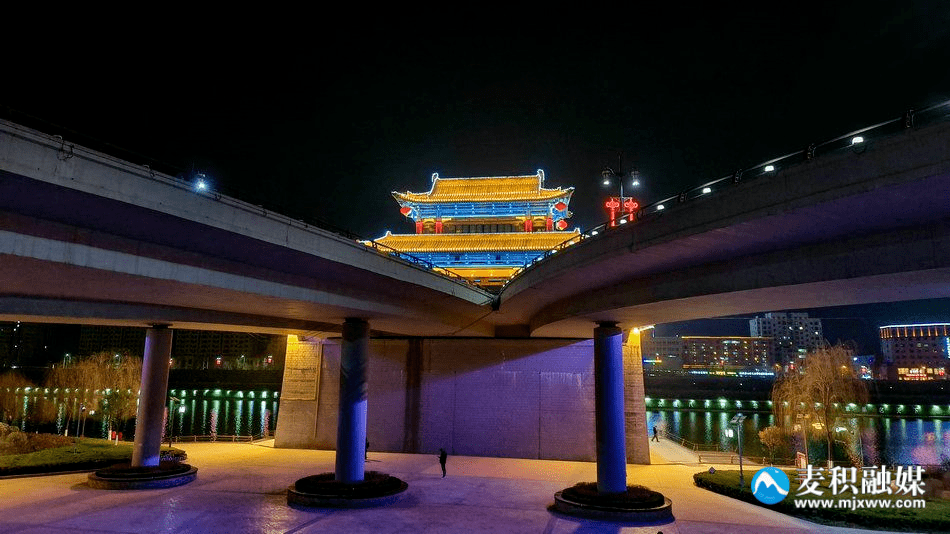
373, 230, 581, 252
393, 174, 573, 203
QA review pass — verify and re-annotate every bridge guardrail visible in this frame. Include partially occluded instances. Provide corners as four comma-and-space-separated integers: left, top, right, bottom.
1, 115, 488, 295
502, 99, 950, 289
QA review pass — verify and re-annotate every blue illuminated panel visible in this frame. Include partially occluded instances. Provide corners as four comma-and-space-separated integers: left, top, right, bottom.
402, 200, 569, 220
397, 250, 544, 267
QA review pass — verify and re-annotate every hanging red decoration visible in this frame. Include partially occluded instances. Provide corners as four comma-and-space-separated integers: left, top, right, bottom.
605, 197, 621, 227
554, 201, 567, 211
555, 219, 568, 230
400, 206, 412, 216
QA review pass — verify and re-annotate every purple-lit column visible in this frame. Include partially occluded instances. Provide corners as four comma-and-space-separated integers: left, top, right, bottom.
594, 321, 627, 493
132, 325, 173, 467
335, 318, 369, 484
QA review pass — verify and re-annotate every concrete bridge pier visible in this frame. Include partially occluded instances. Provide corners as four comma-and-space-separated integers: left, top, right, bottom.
335, 318, 369, 483
625, 328, 651, 465
132, 325, 173, 467
594, 321, 627, 493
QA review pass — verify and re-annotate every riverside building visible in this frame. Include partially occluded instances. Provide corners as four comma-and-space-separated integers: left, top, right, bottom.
880, 323, 950, 380
749, 312, 823, 366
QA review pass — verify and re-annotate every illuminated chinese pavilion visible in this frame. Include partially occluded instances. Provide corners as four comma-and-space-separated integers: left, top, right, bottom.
375, 170, 579, 287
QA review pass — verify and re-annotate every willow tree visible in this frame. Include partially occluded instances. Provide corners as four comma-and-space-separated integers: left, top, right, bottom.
44, 352, 142, 436
772, 344, 868, 466
0, 371, 34, 424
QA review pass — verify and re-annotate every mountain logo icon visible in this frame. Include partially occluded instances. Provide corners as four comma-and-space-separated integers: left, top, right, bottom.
751, 467, 790, 504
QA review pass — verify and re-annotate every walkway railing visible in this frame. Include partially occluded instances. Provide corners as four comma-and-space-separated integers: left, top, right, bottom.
168, 434, 266, 443
659, 429, 723, 452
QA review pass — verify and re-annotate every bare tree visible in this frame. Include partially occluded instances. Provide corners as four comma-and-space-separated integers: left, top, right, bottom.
758, 425, 785, 465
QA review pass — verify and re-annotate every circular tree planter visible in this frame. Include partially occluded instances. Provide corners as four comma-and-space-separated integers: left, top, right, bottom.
287, 471, 408, 508
87, 461, 197, 490
553, 482, 673, 522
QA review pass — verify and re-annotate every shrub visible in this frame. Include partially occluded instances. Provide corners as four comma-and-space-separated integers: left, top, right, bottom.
0, 426, 72, 455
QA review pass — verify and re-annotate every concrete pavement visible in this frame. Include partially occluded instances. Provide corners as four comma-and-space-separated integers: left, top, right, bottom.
0, 439, 923, 533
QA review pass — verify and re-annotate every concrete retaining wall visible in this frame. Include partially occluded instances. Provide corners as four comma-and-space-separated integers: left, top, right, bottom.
276, 336, 649, 462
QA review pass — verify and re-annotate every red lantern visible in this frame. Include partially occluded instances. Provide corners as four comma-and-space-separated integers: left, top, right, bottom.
604, 197, 621, 227
400, 206, 412, 216
554, 201, 567, 211
555, 219, 568, 230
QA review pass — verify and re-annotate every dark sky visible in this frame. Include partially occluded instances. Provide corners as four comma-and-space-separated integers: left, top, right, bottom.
3, 6, 950, 351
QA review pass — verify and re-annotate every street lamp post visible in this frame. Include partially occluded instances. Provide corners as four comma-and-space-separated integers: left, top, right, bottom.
730, 413, 747, 487
167, 396, 181, 450
601, 155, 641, 226
76, 403, 85, 438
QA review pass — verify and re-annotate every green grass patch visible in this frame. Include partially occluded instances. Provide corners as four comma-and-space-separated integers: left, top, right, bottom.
0, 438, 185, 477
694, 469, 950, 532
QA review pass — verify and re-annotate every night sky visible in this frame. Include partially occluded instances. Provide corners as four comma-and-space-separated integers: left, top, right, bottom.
3, 5, 950, 351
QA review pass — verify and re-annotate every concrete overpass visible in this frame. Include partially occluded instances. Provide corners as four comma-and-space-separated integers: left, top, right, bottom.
0, 119, 495, 338
2, 108, 949, 484
3, 113, 949, 339
496, 112, 950, 337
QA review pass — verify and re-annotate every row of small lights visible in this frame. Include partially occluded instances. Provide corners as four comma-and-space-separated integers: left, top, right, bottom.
504, 132, 876, 285
643, 397, 950, 415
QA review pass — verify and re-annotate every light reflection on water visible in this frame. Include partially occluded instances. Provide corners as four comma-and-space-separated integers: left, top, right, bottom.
649, 408, 950, 465
7, 390, 279, 439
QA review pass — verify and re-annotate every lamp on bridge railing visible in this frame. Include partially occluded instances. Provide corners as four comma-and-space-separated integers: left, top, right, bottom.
194, 172, 210, 193
602, 163, 641, 227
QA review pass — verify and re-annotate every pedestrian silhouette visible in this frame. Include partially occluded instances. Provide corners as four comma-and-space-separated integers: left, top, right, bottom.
438, 448, 447, 477
365, 438, 369, 460
652, 426, 659, 442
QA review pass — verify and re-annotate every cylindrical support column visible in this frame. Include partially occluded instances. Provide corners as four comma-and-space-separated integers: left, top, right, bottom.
594, 321, 627, 493
132, 326, 173, 467
335, 318, 369, 483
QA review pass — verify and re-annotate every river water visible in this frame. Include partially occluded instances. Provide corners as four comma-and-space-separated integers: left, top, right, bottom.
8, 387, 949, 466
9, 388, 279, 440
648, 408, 950, 466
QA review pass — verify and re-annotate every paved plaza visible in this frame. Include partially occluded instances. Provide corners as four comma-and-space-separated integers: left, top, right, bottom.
0, 439, 919, 534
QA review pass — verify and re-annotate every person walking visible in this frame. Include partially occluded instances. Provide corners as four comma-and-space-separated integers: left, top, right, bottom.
438, 448, 447, 478
651, 425, 660, 442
